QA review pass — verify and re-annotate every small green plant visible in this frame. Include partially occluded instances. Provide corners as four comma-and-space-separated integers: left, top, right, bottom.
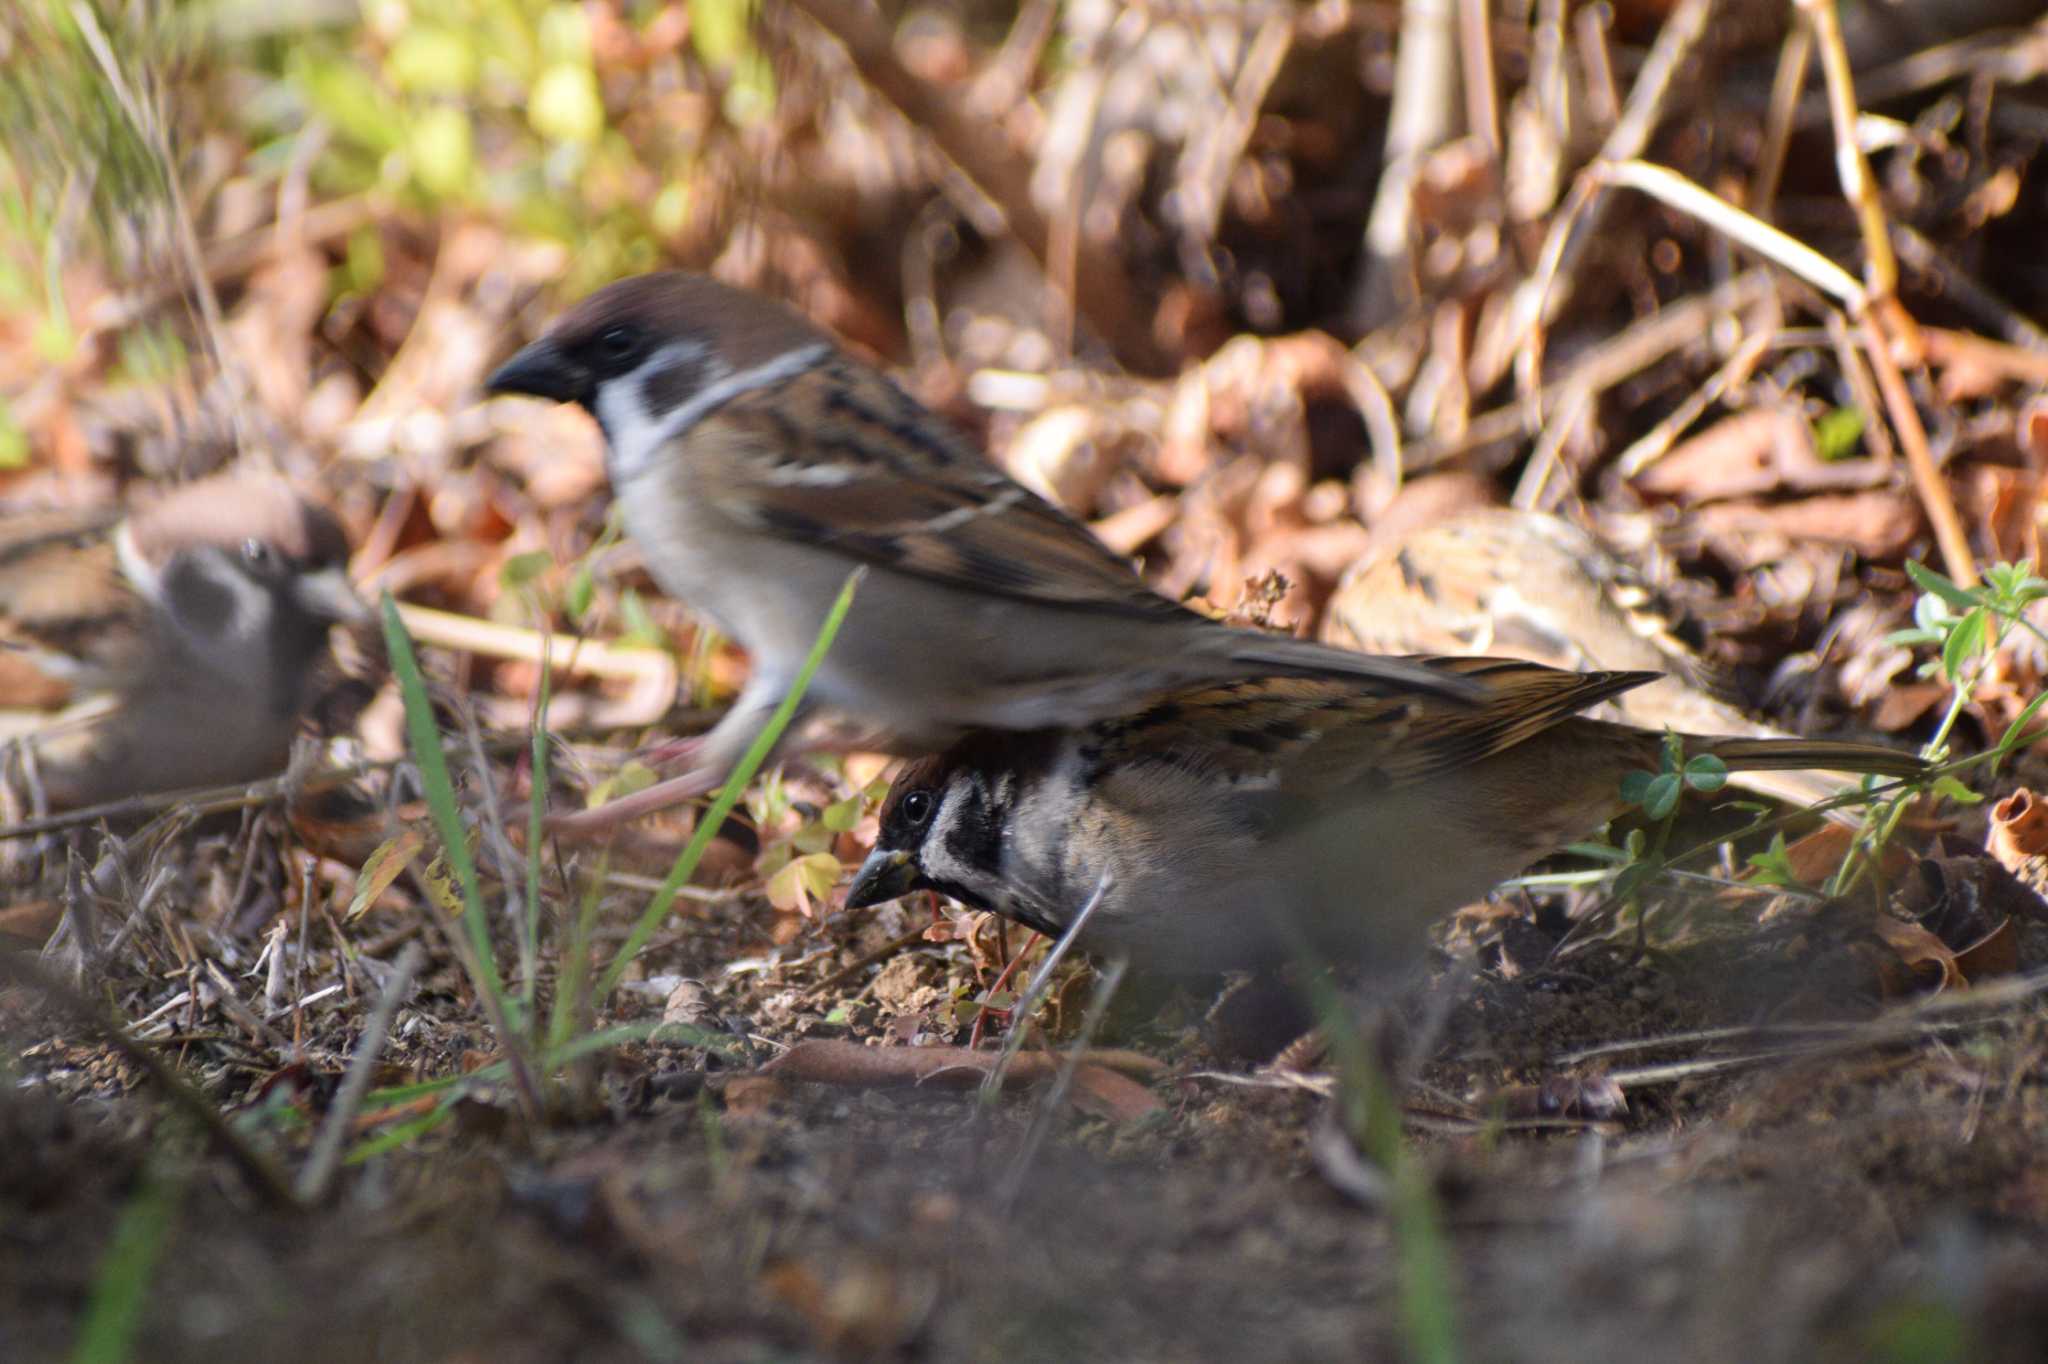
750, 768, 886, 917
69, 1146, 188, 1364
371, 566, 863, 1135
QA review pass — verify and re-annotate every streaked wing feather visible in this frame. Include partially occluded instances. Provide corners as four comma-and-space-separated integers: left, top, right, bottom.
1093, 659, 1660, 808
695, 365, 1190, 619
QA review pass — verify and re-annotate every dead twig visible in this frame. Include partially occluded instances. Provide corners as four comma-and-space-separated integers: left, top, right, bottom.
296, 942, 423, 1203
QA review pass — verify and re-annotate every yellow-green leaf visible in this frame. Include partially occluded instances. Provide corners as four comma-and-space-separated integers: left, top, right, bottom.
530, 64, 603, 144
347, 830, 426, 919
386, 27, 476, 94
409, 104, 474, 197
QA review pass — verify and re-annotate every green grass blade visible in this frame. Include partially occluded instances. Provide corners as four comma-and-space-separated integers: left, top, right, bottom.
524, 617, 553, 1017
380, 593, 507, 1006
69, 1150, 187, 1364
592, 567, 864, 1004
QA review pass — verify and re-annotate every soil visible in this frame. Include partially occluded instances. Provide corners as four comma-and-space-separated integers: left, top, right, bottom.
8, 889, 2048, 1364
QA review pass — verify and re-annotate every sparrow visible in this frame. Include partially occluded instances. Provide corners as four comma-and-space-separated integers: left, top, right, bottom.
1323, 506, 1873, 812
0, 473, 365, 808
484, 272, 1477, 831
845, 657, 1928, 975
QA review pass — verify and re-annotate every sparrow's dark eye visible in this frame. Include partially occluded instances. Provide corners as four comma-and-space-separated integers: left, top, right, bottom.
898, 789, 935, 827
595, 325, 643, 364
241, 538, 276, 570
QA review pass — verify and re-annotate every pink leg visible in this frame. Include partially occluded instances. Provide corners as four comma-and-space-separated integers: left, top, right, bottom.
636, 734, 705, 769
542, 767, 723, 837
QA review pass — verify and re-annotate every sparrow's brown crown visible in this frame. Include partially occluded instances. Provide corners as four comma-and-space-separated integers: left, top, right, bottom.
486, 272, 828, 409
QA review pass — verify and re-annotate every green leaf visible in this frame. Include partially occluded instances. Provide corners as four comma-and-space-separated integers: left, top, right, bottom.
1811, 405, 1866, 461
347, 831, 425, 919
1613, 863, 1657, 901
1996, 692, 2048, 754
565, 564, 595, 620
619, 588, 666, 649
386, 26, 476, 94
294, 54, 404, 154
1619, 770, 1655, 806
1746, 832, 1798, 887
1642, 772, 1682, 821
0, 401, 26, 469
1929, 775, 1982, 806
499, 549, 554, 590
765, 851, 841, 913
1905, 560, 1981, 612
821, 795, 862, 833
1683, 753, 1729, 793
530, 64, 603, 145
409, 104, 474, 199
70, 1150, 187, 1364
1940, 606, 1989, 681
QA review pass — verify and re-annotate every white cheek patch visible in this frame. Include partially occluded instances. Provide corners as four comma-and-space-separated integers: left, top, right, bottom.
595, 340, 720, 481
112, 522, 163, 605
596, 340, 835, 482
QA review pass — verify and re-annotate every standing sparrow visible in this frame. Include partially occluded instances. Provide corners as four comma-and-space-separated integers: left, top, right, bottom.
845, 657, 1927, 974
0, 473, 365, 808
1324, 506, 1874, 811
485, 273, 1476, 831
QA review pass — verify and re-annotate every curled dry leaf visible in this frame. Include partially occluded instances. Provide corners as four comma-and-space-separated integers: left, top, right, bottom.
1989, 788, 2048, 901
1892, 850, 2033, 985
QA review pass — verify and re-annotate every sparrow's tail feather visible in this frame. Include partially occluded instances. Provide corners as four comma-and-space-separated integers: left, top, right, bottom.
1688, 735, 1928, 782
1208, 631, 1484, 704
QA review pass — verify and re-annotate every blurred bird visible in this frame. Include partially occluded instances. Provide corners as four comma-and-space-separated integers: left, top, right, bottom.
0, 473, 364, 808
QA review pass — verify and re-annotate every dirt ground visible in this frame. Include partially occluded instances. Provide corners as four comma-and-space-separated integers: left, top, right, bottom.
9, 888, 2048, 1364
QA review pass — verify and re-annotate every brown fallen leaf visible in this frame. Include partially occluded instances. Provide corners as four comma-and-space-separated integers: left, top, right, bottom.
1692, 491, 1926, 561
1068, 1064, 1164, 1122
1635, 405, 1890, 501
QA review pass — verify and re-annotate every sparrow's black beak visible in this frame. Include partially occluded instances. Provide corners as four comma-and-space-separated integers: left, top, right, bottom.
846, 847, 921, 909
486, 336, 589, 405
293, 565, 371, 624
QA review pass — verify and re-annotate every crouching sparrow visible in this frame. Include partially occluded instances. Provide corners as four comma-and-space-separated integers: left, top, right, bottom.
0, 474, 364, 808
1325, 506, 1884, 812
845, 656, 1927, 975
486, 272, 1476, 832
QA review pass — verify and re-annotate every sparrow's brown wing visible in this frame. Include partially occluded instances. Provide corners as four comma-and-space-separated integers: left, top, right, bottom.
690, 359, 1192, 621
1331, 510, 1739, 703
1095, 659, 1661, 804
0, 505, 141, 695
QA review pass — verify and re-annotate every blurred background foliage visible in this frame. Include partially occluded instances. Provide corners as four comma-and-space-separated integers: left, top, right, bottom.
0, 0, 777, 309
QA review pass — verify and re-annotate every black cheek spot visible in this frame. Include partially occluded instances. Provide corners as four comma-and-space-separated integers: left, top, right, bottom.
641, 354, 712, 410
160, 558, 238, 637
